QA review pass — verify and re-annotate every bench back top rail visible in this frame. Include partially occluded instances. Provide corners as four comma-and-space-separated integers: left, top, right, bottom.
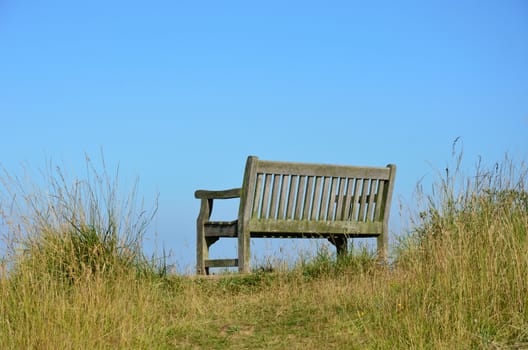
238, 157, 396, 228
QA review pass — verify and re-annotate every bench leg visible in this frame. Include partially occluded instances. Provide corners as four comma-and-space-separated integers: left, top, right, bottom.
196, 222, 208, 275
328, 237, 348, 258
238, 229, 250, 273
204, 237, 220, 275
197, 228, 221, 274
335, 237, 348, 258
377, 234, 388, 264
196, 198, 213, 275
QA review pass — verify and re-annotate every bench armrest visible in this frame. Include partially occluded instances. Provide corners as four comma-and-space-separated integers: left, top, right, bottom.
194, 188, 241, 199
195, 188, 241, 224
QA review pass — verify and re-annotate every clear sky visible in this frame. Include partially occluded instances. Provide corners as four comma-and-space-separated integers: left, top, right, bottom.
1, 1, 527, 272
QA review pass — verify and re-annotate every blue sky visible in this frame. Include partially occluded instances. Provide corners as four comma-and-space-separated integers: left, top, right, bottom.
1, 1, 527, 272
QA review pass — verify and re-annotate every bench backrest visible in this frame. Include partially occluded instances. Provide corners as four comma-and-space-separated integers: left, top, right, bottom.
237, 156, 396, 236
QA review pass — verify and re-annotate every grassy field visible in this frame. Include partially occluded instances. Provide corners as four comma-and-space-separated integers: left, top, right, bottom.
1, 154, 527, 349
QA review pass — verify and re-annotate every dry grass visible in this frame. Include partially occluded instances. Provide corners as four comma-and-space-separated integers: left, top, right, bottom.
1, 153, 527, 349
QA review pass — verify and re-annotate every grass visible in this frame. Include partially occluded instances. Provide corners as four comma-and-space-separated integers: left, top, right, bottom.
1, 153, 527, 349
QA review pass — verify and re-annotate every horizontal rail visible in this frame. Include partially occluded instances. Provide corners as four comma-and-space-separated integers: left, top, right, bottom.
205, 259, 239, 268
248, 219, 382, 235
256, 161, 391, 179
204, 221, 238, 237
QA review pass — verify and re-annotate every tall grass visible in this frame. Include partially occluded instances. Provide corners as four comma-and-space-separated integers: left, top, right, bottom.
0, 155, 160, 281
0, 152, 526, 349
391, 153, 528, 348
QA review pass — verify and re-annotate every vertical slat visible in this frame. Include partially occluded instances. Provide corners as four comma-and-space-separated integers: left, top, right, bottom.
373, 180, 385, 221
277, 175, 289, 220
319, 177, 331, 220
334, 178, 346, 220
294, 176, 306, 219
286, 175, 298, 219
268, 174, 281, 219
350, 178, 362, 220
342, 178, 354, 220
357, 178, 370, 221
326, 177, 339, 220
302, 176, 314, 219
260, 174, 272, 218
252, 173, 263, 218
366, 179, 377, 221
311, 176, 323, 220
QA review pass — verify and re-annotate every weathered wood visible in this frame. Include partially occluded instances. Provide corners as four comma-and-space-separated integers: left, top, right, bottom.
249, 219, 382, 235
342, 178, 354, 220
319, 177, 331, 220
256, 161, 391, 179
334, 178, 346, 220
196, 197, 212, 275
269, 175, 281, 219
294, 176, 306, 220
373, 180, 385, 221
351, 178, 362, 220
302, 176, 314, 219
205, 259, 239, 268
366, 179, 377, 221
378, 164, 397, 262
251, 173, 263, 218
330, 236, 348, 256
286, 175, 298, 219
195, 156, 396, 274
277, 175, 289, 220
327, 177, 339, 220
195, 188, 241, 199
204, 221, 238, 237
358, 179, 369, 221
250, 231, 378, 239
311, 176, 323, 220
260, 174, 272, 219
238, 156, 258, 273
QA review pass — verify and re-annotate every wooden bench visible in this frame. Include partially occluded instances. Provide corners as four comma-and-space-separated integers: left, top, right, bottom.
195, 156, 396, 274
